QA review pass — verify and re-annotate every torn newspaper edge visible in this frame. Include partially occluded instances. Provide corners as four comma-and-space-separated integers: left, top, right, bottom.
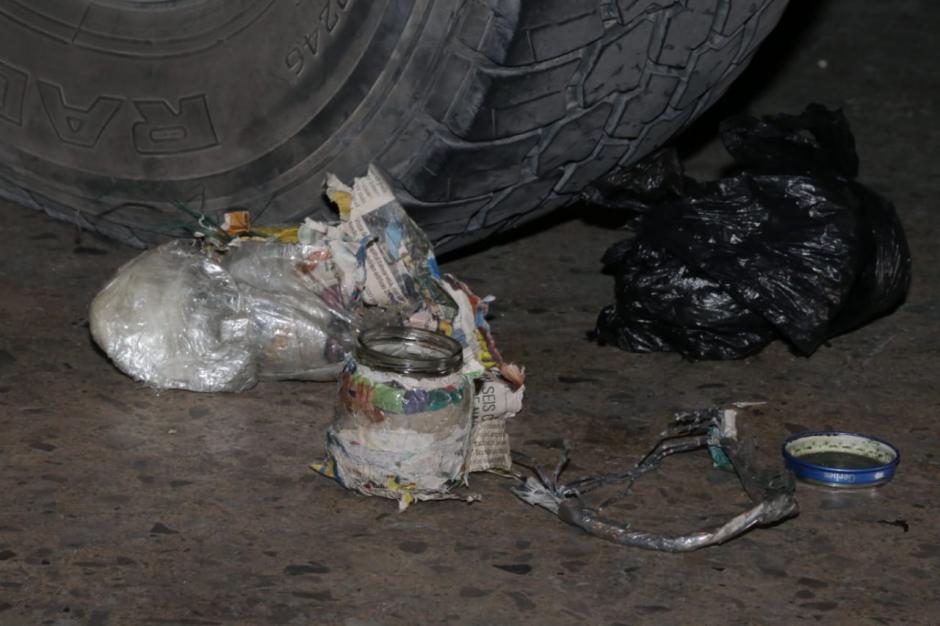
313, 166, 525, 508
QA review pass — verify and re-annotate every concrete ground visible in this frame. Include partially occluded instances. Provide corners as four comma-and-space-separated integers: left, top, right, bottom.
2, 0, 938, 624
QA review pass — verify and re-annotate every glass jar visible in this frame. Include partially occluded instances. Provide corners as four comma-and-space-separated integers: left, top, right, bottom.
326, 326, 473, 507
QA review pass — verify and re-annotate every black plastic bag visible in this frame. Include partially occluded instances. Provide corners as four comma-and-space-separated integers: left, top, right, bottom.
587, 104, 912, 360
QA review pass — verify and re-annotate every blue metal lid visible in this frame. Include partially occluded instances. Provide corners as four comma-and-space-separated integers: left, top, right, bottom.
782, 431, 900, 488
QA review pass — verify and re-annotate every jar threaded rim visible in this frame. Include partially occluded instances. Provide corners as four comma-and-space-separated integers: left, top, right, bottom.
355, 326, 463, 376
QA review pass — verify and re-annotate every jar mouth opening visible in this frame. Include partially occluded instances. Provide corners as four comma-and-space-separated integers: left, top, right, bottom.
356, 327, 463, 376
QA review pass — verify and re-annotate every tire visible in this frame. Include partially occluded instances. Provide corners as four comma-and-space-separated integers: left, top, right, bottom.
0, 0, 788, 252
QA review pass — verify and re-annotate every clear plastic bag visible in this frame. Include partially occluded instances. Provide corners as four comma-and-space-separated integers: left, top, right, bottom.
90, 239, 359, 392
222, 240, 358, 382
89, 241, 258, 392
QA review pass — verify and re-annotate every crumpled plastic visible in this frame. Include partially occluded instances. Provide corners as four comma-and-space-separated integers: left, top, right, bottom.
221, 239, 362, 382
90, 240, 260, 392
89, 238, 361, 392
586, 104, 912, 360
90, 166, 525, 485
91, 167, 523, 390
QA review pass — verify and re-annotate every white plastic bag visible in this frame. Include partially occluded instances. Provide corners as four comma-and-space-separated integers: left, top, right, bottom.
90, 240, 359, 392
90, 241, 257, 392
